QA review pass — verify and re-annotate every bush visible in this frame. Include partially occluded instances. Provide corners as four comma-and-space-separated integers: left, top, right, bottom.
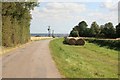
85, 38, 120, 50
69, 30, 79, 37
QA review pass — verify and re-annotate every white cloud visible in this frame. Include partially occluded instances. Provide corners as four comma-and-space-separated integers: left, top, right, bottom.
88, 10, 117, 26
100, 1, 118, 11
99, 1, 118, 25
40, 3, 86, 15
31, 3, 86, 21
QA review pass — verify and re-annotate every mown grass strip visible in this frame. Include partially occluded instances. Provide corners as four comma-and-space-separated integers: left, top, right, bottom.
49, 38, 118, 78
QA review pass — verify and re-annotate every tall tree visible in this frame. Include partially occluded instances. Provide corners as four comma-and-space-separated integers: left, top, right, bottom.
116, 23, 120, 38
69, 27, 79, 37
99, 25, 105, 37
90, 22, 100, 37
2, 2, 38, 47
76, 21, 88, 36
101, 22, 116, 38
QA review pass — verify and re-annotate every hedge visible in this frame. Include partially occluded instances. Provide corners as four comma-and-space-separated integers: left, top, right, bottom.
2, 2, 37, 47
85, 38, 120, 51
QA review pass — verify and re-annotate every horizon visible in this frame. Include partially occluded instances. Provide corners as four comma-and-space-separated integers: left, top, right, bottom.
30, 33, 69, 34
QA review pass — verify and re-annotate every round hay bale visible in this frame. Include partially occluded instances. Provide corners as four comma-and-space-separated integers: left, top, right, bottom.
76, 38, 85, 45
68, 38, 76, 45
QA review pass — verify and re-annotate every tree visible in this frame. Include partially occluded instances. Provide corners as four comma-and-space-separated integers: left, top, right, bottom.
101, 22, 116, 38
74, 21, 88, 37
2, 2, 38, 47
116, 23, 120, 38
99, 25, 105, 37
89, 22, 100, 37
69, 28, 79, 37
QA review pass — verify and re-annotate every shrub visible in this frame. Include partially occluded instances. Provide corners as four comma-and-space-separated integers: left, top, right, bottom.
85, 38, 120, 50
69, 30, 79, 37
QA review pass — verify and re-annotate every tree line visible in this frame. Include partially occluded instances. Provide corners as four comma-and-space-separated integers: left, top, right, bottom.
2, 2, 38, 47
69, 21, 120, 38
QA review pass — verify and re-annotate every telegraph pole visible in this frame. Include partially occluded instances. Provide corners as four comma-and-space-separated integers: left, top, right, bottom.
48, 26, 50, 37
52, 30, 54, 38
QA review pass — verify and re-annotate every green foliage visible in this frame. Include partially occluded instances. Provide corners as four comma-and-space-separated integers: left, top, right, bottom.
83, 28, 90, 37
100, 22, 116, 38
69, 21, 117, 38
89, 22, 100, 37
69, 28, 79, 37
69, 21, 88, 37
85, 38, 120, 51
2, 2, 38, 47
2, 16, 13, 47
78, 21, 88, 36
116, 23, 120, 38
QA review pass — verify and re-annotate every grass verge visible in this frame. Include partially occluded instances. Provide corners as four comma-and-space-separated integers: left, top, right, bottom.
49, 38, 118, 78
0, 41, 31, 56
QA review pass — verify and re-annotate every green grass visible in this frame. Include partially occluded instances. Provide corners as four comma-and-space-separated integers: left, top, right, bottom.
49, 38, 119, 78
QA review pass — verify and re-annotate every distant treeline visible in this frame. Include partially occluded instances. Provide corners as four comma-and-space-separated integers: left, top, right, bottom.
2, 2, 38, 47
69, 21, 120, 38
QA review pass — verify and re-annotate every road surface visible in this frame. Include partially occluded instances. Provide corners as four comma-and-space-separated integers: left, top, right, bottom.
1, 39, 61, 78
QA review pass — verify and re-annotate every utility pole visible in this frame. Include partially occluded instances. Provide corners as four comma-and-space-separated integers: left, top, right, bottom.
48, 26, 51, 37
52, 30, 54, 38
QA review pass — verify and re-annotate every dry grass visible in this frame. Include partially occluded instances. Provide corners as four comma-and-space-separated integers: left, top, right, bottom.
0, 47, 2, 56
0, 37, 53, 56
31, 37, 53, 41
0, 42, 31, 56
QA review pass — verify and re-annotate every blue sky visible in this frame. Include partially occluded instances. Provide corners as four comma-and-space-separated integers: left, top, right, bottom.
30, 1, 118, 34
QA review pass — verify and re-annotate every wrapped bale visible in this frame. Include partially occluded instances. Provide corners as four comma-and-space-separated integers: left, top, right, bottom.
68, 38, 76, 45
76, 38, 85, 45
64, 37, 76, 45
64, 37, 85, 45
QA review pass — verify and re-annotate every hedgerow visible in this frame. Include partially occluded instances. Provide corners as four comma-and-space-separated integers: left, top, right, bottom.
2, 2, 38, 47
85, 38, 120, 51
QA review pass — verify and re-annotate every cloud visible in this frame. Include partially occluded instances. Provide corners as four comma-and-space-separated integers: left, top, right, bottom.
100, 1, 118, 11
88, 10, 117, 26
40, 3, 86, 15
98, 1, 118, 25
31, 3, 86, 21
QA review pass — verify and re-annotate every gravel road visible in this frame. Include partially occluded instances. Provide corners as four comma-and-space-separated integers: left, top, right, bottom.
0, 39, 61, 78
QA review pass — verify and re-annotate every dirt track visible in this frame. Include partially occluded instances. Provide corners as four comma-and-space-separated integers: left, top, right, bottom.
0, 39, 61, 78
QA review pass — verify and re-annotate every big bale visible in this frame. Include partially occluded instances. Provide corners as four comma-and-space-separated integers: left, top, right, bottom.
68, 38, 76, 45
76, 38, 85, 45
64, 37, 85, 46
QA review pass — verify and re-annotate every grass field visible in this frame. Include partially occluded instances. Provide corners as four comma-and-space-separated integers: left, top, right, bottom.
49, 38, 118, 78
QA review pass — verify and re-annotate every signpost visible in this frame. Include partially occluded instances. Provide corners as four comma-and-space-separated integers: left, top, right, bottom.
48, 26, 51, 37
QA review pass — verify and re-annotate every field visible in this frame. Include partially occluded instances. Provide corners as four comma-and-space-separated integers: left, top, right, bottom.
0, 37, 53, 56
31, 37, 52, 41
49, 38, 118, 78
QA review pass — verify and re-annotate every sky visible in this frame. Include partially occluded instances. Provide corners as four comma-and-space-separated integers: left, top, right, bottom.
30, 0, 119, 34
